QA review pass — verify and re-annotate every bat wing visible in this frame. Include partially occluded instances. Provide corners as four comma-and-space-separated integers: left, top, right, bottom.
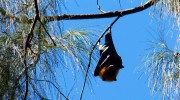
114, 55, 124, 69
105, 32, 124, 69
94, 46, 110, 76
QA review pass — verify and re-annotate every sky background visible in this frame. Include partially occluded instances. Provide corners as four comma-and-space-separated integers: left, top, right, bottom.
54, 0, 178, 100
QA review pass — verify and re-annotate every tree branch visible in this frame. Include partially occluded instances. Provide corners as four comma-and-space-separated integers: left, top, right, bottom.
23, 1, 39, 99
96, 0, 106, 13
38, 19, 56, 46
30, 77, 69, 100
24, 72, 29, 100
45, 0, 159, 21
0, 1, 159, 23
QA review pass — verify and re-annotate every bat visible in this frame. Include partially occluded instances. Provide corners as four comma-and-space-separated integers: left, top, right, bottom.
94, 32, 124, 81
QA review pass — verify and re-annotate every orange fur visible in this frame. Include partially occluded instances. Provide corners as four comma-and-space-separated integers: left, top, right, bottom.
99, 66, 119, 82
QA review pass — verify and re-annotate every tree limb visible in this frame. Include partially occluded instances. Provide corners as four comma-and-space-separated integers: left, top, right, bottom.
45, 0, 159, 21
0, 1, 159, 23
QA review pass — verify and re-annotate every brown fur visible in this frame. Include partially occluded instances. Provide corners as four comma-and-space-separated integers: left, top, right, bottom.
99, 65, 119, 82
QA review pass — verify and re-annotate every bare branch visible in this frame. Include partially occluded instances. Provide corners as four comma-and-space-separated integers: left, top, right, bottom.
38, 20, 56, 46
45, 0, 159, 21
24, 0, 56, 64
30, 77, 69, 100
0, 1, 159, 23
96, 0, 106, 13
24, 72, 29, 100
23, 1, 40, 99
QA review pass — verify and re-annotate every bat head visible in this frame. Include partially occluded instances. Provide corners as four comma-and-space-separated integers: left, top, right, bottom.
99, 65, 120, 82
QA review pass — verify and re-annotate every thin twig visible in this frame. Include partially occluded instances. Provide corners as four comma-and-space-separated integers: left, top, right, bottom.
39, 20, 56, 46
80, 16, 121, 100
118, 0, 122, 10
96, 0, 106, 13
29, 81, 46, 99
67, 82, 76, 97
30, 77, 69, 100
24, 72, 29, 100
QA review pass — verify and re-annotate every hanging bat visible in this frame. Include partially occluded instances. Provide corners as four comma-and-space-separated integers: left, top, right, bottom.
94, 32, 124, 81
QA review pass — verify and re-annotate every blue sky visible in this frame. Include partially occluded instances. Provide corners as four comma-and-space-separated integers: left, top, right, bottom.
56, 0, 178, 100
